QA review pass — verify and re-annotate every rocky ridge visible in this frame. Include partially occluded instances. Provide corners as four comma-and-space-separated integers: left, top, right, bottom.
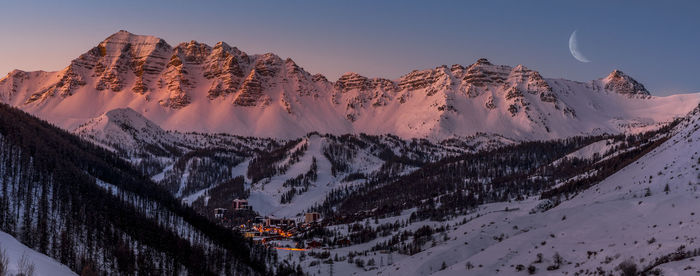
0, 30, 697, 141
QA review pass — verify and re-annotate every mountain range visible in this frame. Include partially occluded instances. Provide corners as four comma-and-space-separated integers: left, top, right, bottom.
0, 30, 699, 276
2, 30, 698, 141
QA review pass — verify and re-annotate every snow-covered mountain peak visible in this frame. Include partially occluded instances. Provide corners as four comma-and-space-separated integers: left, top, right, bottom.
174, 40, 211, 64
76, 106, 163, 135
511, 64, 527, 71
463, 58, 512, 91
1, 69, 26, 80
74, 107, 177, 154
474, 57, 492, 65
507, 64, 553, 96
212, 41, 231, 50
103, 107, 165, 131
602, 69, 650, 96
335, 72, 371, 92
253, 52, 284, 75
99, 30, 171, 57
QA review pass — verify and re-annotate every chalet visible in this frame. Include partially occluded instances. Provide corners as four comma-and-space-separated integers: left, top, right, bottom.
304, 212, 321, 223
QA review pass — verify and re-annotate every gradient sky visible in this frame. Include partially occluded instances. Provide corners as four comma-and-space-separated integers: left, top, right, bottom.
1, 1, 698, 95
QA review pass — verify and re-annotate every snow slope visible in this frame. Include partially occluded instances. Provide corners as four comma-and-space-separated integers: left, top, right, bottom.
275, 105, 700, 276
1, 31, 697, 141
248, 134, 386, 217
550, 138, 621, 166
75, 107, 179, 153
383, 105, 700, 275
0, 231, 76, 276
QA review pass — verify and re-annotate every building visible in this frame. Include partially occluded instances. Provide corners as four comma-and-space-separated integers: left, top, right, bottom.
265, 217, 295, 227
214, 208, 227, 219
232, 199, 250, 210
304, 212, 321, 224
243, 231, 260, 239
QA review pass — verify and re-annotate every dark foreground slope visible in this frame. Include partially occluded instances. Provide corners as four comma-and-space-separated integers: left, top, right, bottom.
0, 103, 278, 275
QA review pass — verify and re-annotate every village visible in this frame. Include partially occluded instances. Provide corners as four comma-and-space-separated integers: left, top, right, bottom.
212, 199, 326, 251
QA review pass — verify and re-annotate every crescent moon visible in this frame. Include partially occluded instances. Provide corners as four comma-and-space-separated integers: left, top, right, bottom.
569, 30, 591, 63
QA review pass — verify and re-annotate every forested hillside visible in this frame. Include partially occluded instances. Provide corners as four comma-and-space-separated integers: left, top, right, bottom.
0, 103, 284, 275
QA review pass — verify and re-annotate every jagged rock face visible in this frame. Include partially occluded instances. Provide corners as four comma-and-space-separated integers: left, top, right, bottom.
332, 73, 400, 120
26, 67, 86, 104
253, 53, 282, 77
162, 53, 191, 109
132, 39, 171, 94
23, 43, 103, 102
232, 53, 282, 107
203, 42, 247, 79
368, 78, 398, 93
505, 86, 523, 100
603, 70, 650, 96
463, 59, 510, 86
397, 66, 452, 96
503, 86, 530, 116
450, 64, 465, 77
161, 41, 219, 108
234, 70, 264, 106
204, 42, 248, 99
21, 30, 177, 100
286, 58, 318, 97
344, 86, 394, 121
94, 31, 173, 93
462, 58, 511, 98
0, 70, 25, 98
398, 69, 435, 91
285, 58, 304, 78
508, 65, 552, 95
176, 41, 211, 65
312, 74, 328, 83
335, 73, 370, 92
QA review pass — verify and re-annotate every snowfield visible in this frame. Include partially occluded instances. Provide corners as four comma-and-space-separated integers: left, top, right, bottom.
0, 231, 76, 276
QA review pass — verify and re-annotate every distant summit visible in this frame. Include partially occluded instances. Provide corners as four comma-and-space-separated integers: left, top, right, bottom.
602, 69, 650, 96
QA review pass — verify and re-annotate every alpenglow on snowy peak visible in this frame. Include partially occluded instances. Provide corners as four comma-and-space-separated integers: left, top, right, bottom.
602, 69, 651, 96
0, 30, 699, 140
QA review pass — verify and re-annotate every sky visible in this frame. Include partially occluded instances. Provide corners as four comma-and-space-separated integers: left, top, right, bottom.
0, 0, 698, 96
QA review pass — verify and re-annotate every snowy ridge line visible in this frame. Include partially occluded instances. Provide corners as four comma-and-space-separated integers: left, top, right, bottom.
1, 31, 698, 141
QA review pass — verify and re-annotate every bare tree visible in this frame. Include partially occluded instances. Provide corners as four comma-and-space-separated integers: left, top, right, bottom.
0, 244, 8, 276
16, 253, 35, 276
553, 252, 564, 268
616, 259, 637, 276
